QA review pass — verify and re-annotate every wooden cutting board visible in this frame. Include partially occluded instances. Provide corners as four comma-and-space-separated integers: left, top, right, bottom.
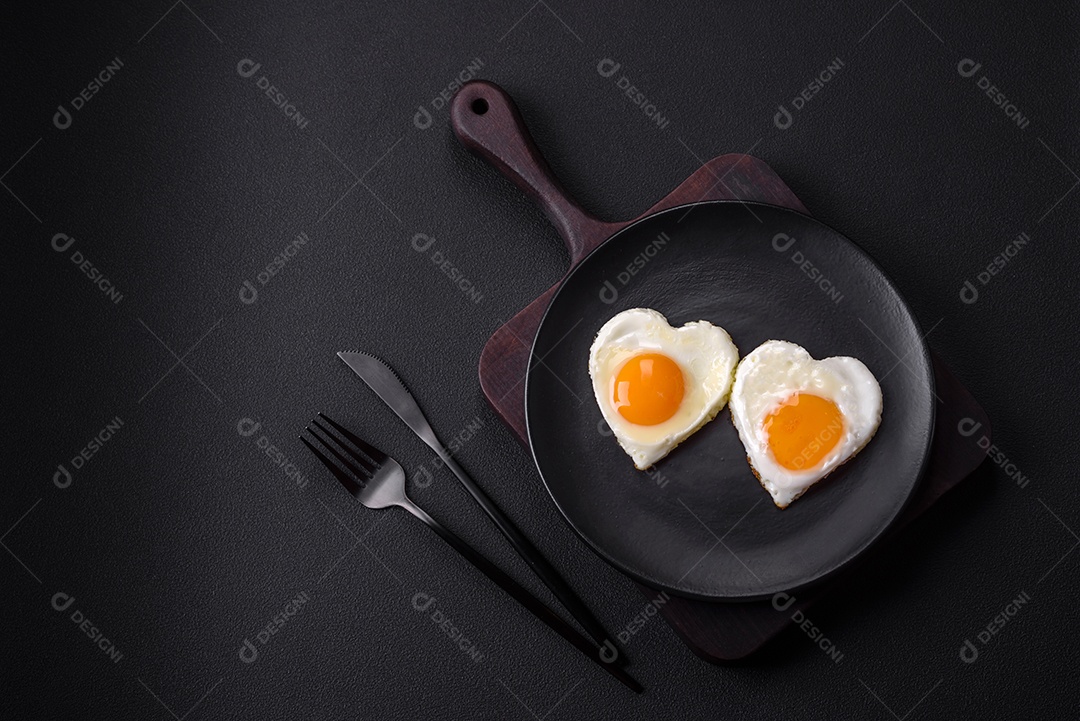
452, 80, 990, 661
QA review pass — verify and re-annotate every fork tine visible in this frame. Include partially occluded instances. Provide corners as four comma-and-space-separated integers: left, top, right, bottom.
318, 412, 386, 467
299, 436, 363, 495
310, 419, 379, 477
308, 423, 374, 480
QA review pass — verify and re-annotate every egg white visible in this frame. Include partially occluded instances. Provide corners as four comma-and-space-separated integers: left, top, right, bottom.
729, 340, 882, 508
589, 308, 739, 470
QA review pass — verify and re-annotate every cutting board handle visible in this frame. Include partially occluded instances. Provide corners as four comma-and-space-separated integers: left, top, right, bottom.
451, 81, 617, 264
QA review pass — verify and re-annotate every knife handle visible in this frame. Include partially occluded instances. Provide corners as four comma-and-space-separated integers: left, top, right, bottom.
435, 451, 623, 663
399, 498, 641, 693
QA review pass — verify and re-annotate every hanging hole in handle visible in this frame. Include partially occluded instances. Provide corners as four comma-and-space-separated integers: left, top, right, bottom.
471, 98, 489, 115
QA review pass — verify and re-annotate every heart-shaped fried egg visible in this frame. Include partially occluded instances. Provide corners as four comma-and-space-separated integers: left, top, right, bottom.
589, 308, 739, 469
729, 340, 882, 508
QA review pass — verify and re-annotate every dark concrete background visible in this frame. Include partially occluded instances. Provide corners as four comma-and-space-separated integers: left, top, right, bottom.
3, 1, 1077, 718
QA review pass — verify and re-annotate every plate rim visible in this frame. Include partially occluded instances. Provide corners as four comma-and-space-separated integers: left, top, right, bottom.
524, 199, 937, 601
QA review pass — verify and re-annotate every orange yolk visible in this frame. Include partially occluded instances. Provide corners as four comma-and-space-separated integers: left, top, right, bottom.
763, 393, 845, 471
613, 353, 685, 426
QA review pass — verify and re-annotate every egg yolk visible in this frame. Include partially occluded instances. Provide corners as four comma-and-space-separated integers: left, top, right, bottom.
613, 353, 685, 426
763, 393, 845, 471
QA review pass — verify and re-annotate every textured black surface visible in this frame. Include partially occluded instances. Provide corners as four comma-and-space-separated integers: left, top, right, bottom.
529, 202, 935, 600
3, 1, 1077, 719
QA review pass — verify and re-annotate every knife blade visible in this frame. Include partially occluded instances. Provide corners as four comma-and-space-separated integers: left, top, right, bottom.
337, 350, 624, 663
337, 351, 444, 455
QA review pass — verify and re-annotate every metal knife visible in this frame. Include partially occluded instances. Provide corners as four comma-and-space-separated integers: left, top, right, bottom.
337, 350, 623, 663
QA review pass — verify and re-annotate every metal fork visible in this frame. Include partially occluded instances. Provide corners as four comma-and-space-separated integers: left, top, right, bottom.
300, 413, 642, 693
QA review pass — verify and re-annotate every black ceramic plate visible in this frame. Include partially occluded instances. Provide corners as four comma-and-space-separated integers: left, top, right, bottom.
525, 201, 935, 601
